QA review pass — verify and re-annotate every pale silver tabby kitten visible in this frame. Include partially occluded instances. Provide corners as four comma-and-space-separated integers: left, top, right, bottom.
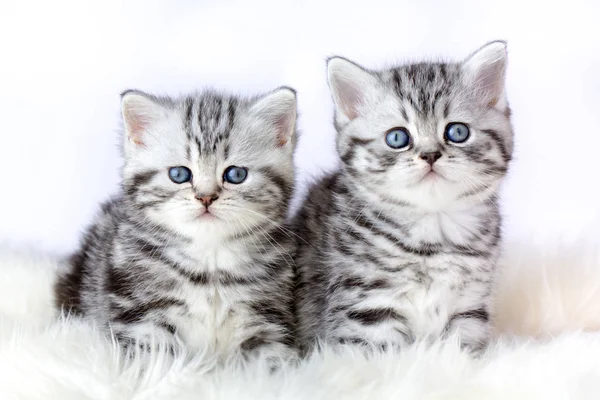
293, 41, 513, 353
55, 87, 298, 363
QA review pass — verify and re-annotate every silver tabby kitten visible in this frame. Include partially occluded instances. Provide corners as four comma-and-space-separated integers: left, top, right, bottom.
55, 87, 298, 362
294, 41, 513, 353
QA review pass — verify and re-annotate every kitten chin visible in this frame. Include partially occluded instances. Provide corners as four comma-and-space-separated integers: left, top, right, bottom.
55, 87, 299, 364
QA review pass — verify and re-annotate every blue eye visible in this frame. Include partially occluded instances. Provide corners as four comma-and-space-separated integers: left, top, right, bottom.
445, 123, 470, 144
385, 128, 411, 149
223, 166, 248, 184
168, 166, 192, 184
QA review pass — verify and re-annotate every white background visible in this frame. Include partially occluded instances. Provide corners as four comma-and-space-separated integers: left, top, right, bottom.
1, 0, 599, 254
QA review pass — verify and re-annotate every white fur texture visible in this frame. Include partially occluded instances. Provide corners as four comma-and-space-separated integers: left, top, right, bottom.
0, 245, 61, 327
1, 318, 600, 399
493, 240, 600, 337
1, 240, 600, 399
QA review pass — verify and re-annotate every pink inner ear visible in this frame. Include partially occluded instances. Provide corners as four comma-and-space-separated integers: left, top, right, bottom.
124, 108, 148, 147
467, 56, 506, 109
274, 113, 293, 147
336, 80, 362, 121
476, 69, 501, 107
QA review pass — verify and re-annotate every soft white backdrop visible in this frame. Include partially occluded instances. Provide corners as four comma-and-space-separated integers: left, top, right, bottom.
1, 0, 599, 254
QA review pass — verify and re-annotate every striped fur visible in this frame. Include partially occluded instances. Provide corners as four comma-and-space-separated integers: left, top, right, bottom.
55, 88, 298, 363
293, 42, 513, 354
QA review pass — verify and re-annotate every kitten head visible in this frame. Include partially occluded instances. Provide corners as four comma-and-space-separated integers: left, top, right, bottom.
120, 88, 297, 241
328, 41, 513, 211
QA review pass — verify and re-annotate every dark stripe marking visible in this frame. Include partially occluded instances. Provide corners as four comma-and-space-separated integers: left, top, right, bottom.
481, 128, 511, 162
113, 297, 184, 325
347, 307, 406, 325
444, 308, 489, 334
124, 170, 158, 197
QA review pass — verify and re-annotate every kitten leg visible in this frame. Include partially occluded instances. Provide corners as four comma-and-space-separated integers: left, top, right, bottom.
110, 321, 179, 357
328, 305, 415, 352
443, 308, 490, 355
238, 333, 298, 371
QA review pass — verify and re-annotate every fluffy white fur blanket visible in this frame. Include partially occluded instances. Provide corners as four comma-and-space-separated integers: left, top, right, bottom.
1, 242, 599, 399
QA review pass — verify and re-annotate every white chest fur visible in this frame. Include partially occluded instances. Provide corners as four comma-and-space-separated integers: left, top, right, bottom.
402, 206, 486, 247
165, 240, 257, 354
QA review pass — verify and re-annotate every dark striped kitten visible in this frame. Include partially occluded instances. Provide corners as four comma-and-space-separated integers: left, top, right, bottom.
294, 42, 513, 353
55, 88, 298, 362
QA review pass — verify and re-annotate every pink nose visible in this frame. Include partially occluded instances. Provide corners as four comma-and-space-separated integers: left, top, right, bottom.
195, 194, 218, 208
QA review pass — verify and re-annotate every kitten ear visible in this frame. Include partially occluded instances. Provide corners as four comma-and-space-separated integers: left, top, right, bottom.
461, 41, 508, 108
121, 90, 164, 148
327, 57, 378, 123
250, 87, 297, 147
